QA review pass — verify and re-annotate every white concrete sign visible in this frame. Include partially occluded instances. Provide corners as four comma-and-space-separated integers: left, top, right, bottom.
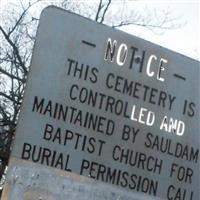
7, 6, 200, 200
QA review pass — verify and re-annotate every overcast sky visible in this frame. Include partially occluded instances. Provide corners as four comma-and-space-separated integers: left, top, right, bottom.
119, 0, 200, 61
1, 0, 199, 60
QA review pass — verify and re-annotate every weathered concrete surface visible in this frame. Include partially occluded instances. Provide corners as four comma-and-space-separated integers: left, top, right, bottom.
2, 158, 161, 200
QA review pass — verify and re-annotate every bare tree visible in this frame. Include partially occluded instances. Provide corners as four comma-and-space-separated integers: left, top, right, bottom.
0, 0, 181, 193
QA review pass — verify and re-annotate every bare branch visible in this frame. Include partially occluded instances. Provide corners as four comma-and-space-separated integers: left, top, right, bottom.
112, 17, 182, 30
8, 10, 26, 37
95, 0, 103, 22
100, 0, 111, 23
0, 106, 10, 121
0, 26, 27, 74
0, 67, 25, 83
0, 92, 21, 105
8, 0, 41, 37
